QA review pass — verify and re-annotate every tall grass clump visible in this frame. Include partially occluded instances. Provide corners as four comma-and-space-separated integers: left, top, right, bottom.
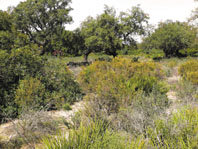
148, 107, 198, 148
41, 120, 147, 149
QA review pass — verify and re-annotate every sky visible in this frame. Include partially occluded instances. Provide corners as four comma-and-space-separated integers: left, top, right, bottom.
0, 0, 197, 30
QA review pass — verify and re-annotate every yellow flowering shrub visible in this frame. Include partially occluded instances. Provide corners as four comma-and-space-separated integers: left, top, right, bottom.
15, 77, 46, 111
178, 60, 198, 85
78, 57, 167, 110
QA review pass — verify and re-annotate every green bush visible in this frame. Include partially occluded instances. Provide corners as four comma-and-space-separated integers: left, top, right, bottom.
15, 77, 46, 112
40, 58, 82, 109
179, 48, 198, 57
0, 49, 44, 122
145, 49, 165, 60
0, 49, 82, 122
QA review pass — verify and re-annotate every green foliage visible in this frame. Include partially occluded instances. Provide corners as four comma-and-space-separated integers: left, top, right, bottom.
15, 77, 46, 112
142, 21, 195, 57
0, 10, 12, 31
0, 10, 31, 52
41, 120, 146, 149
63, 103, 72, 111
79, 57, 165, 94
179, 48, 198, 57
0, 49, 44, 121
0, 31, 14, 51
79, 57, 168, 119
178, 60, 198, 85
119, 5, 149, 50
144, 49, 165, 60
40, 58, 82, 108
81, 7, 121, 61
56, 29, 85, 56
0, 49, 82, 121
80, 5, 149, 61
148, 107, 198, 148
12, 0, 73, 54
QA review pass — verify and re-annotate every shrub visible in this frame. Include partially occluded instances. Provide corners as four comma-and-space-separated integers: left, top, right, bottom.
178, 60, 198, 85
84, 87, 169, 136
15, 77, 46, 112
179, 48, 198, 57
78, 57, 169, 135
0, 49, 44, 122
12, 110, 59, 148
177, 81, 198, 104
145, 49, 165, 60
79, 57, 164, 93
40, 58, 82, 109
78, 57, 167, 112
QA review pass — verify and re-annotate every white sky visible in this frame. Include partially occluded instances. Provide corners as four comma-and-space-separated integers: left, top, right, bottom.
0, 0, 197, 30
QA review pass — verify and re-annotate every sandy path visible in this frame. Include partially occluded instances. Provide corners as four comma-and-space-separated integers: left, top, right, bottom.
166, 67, 180, 115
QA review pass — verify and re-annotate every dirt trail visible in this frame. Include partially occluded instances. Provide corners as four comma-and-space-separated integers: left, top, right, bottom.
166, 67, 180, 115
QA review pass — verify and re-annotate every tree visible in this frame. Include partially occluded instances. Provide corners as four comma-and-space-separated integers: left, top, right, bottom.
12, 0, 73, 55
119, 5, 149, 50
0, 11, 14, 51
58, 28, 85, 56
80, 5, 148, 61
0, 10, 12, 31
141, 21, 195, 57
81, 6, 122, 61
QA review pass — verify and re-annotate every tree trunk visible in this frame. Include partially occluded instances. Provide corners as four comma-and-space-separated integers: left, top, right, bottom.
84, 54, 89, 62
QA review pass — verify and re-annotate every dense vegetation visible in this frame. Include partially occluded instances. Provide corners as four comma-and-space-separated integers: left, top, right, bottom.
0, 0, 198, 148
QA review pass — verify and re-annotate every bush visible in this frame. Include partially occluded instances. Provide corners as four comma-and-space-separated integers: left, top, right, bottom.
178, 60, 198, 85
177, 81, 198, 104
0, 49, 44, 122
84, 87, 169, 136
179, 48, 198, 57
40, 58, 83, 109
78, 57, 166, 113
78, 57, 169, 135
15, 77, 46, 112
79, 57, 165, 93
0, 49, 82, 121
145, 49, 165, 60
148, 107, 198, 148
12, 110, 59, 148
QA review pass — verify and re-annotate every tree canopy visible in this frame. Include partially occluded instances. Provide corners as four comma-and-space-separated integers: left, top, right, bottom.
141, 21, 195, 57
12, 0, 73, 54
80, 5, 149, 61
